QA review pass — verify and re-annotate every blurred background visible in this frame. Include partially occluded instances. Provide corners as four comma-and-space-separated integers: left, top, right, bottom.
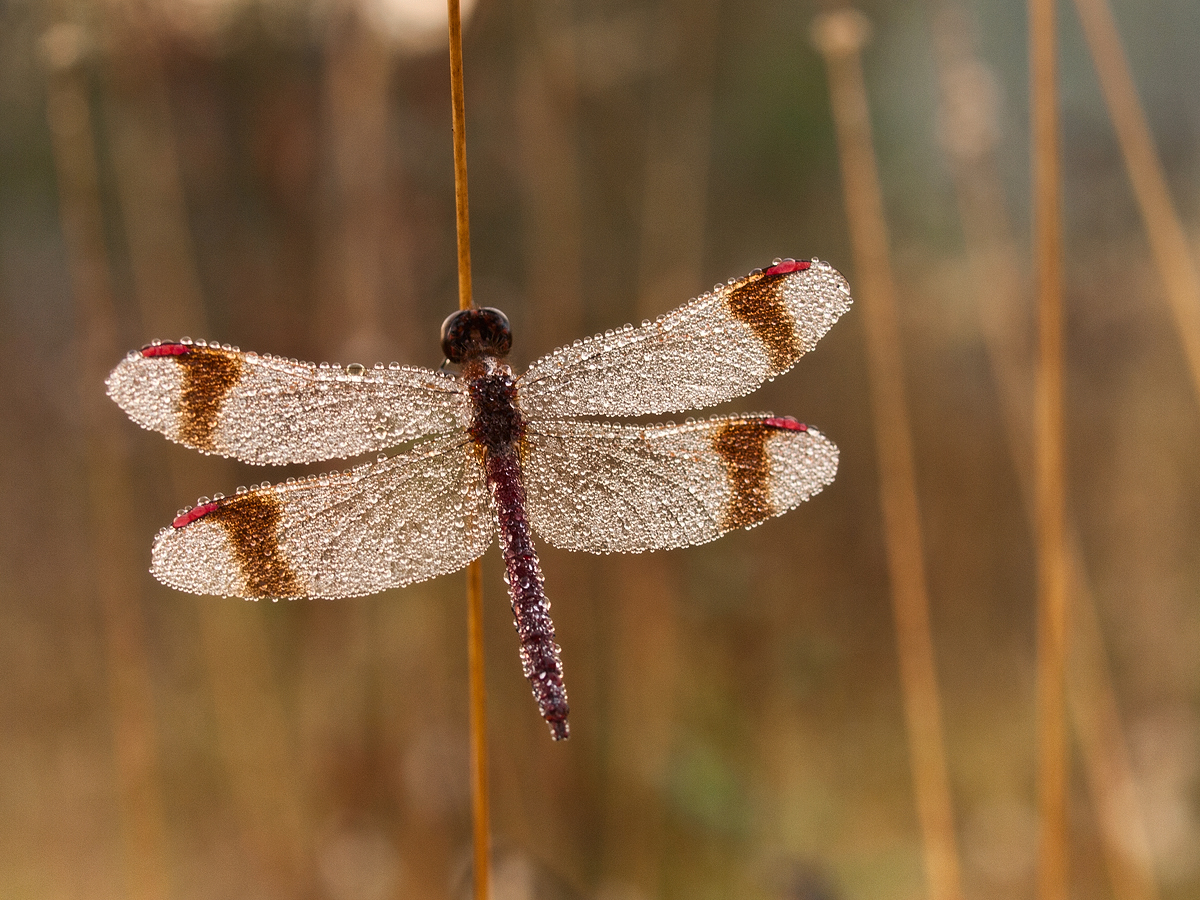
1, 0, 1198, 897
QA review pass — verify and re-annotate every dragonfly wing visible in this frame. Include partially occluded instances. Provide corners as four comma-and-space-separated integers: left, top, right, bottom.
152, 434, 492, 599
517, 260, 850, 418
107, 342, 470, 465
522, 415, 837, 553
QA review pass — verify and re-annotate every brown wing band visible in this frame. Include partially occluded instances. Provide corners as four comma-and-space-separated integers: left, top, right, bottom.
208, 493, 303, 598
713, 419, 776, 531
725, 272, 801, 372
172, 347, 243, 451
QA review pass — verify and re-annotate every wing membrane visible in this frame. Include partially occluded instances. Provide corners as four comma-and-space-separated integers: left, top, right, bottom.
517, 260, 850, 419
522, 415, 838, 553
107, 342, 470, 465
152, 435, 492, 599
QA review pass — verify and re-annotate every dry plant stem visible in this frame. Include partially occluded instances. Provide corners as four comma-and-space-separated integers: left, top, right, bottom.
811, 12, 964, 900
1071, 0, 1200, 407
466, 559, 490, 900
319, 16, 391, 351
45, 43, 172, 900
448, 0, 474, 314
515, 8, 584, 348
446, 2, 490, 898
599, 0, 721, 883
1030, 0, 1069, 898
970, 246, 1161, 900
103, 23, 311, 888
635, 0, 720, 315
931, 7, 1161, 899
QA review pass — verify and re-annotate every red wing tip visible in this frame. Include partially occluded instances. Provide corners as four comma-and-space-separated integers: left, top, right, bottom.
141, 342, 192, 358
173, 500, 221, 528
764, 416, 807, 432
763, 259, 811, 276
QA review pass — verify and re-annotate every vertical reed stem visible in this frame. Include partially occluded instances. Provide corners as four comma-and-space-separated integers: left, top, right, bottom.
449, 0, 474, 314
466, 556, 490, 900
811, 11, 963, 900
1029, 0, 1069, 898
932, 8, 1160, 899
44, 29, 172, 899
1070, 0, 1200, 407
446, 3, 489, 898
104, 21, 311, 887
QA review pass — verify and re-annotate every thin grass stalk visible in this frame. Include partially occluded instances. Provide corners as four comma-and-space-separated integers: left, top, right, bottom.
102, 21, 311, 888
1070, 0, 1200, 407
466, 556, 490, 900
931, 8, 1162, 899
1029, 0, 1069, 898
810, 11, 964, 900
319, 12, 392, 354
635, 0, 719, 315
44, 29, 172, 899
515, 7, 584, 349
595, 0, 722, 885
446, 2, 490, 898
449, 0, 474, 315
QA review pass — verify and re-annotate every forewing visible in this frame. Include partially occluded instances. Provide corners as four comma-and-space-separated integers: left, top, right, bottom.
517, 260, 850, 418
522, 415, 838, 553
107, 341, 470, 465
152, 435, 492, 599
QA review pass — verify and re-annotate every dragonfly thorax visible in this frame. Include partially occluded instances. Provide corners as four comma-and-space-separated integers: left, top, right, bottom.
468, 366, 524, 452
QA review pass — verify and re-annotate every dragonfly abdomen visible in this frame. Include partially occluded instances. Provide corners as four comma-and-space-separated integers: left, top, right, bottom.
485, 449, 570, 740
463, 357, 570, 740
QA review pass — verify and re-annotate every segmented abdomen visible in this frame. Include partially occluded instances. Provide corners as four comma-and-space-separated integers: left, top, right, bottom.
485, 450, 569, 740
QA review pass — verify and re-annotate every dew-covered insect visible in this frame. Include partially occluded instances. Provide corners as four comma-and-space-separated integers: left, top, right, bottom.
107, 258, 851, 739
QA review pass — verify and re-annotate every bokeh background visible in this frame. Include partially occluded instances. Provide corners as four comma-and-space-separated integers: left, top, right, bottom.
1, 0, 1198, 898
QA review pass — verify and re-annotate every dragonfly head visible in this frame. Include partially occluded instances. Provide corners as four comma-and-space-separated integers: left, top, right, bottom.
441, 307, 513, 363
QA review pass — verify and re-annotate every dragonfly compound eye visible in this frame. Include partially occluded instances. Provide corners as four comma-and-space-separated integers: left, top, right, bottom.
440, 307, 513, 363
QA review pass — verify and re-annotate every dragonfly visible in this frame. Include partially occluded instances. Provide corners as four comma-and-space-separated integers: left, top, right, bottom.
107, 258, 851, 739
